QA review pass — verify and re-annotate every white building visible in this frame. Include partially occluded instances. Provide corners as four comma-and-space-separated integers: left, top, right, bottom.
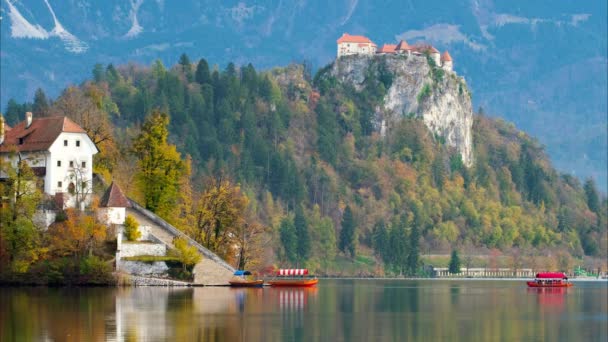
0, 112, 98, 208
441, 51, 453, 71
337, 33, 377, 57
98, 182, 131, 225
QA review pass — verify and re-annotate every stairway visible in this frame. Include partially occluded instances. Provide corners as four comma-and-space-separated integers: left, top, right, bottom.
126, 203, 235, 286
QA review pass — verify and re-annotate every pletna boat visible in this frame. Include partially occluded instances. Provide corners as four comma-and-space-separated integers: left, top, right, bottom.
267, 269, 318, 287
526, 272, 573, 288
229, 270, 264, 287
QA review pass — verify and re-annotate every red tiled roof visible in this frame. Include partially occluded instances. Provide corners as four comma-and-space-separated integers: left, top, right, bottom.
377, 44, 397, 53
99, 182, 131, 208
0, 116, 87, 152
395, 40, 411, 50
441, 51, 452, 62
337, 33, 374, 44
411, 44, 440, 54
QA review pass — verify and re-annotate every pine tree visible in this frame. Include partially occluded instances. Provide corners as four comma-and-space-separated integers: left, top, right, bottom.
294, 205, 310, 265
406, 223, 420, 276
339, 205, 356, 258
178, 53, 193, 82
32, 88, 49, 117
584, 178, 600, 215
449, 249, 461, 274
372, 219, 389, 264
195, 58, 211, 84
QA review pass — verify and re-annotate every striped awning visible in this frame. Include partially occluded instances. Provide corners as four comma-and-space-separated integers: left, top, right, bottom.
278, 269, 308, 276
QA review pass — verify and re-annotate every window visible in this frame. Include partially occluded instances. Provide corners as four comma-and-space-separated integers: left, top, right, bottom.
57, 181, 62, 188
18, 138, 24, 145
64, 140, 68, 146
76, 140, 81, 147
81, 161, 86, 168
69, 161, 74, 168
57, 160, 61, 167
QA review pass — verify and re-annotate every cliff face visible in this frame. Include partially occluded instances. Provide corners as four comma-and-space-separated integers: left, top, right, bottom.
330, 54, 474, 166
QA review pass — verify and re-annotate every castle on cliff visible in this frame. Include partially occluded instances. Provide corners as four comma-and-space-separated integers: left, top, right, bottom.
337, 33, 453, 72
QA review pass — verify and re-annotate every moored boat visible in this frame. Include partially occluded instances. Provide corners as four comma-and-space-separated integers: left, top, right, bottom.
526, 272, 573, 288
229, 270, 264, 287
267, 269, 318, 287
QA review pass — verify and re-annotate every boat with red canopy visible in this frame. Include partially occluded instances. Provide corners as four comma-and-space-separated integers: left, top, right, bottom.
527, 272, 573, 288
267, 269, 318, 287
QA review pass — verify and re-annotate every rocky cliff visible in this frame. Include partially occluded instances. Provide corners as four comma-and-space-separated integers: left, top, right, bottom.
330, 54, 474, 166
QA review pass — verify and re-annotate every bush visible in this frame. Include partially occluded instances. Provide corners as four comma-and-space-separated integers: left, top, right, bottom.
124, 215, 141, 241
169, 237, 202, 271
80, 255, 114, 284
417, 84, 432, 103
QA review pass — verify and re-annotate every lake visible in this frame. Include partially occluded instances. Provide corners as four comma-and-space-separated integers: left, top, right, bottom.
1, 279, 606, 341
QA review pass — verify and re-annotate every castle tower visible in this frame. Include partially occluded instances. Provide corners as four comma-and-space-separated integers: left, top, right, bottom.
441, 51, 453, 71
395, 40, 411, 56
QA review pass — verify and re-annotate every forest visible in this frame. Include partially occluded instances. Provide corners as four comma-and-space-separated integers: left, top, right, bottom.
1, 53, 606, 280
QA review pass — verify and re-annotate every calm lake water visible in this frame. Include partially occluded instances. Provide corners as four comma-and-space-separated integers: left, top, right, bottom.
1, 279, 606, 341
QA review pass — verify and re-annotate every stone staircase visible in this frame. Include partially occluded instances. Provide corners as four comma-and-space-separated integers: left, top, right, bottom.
126, 201, 235, 286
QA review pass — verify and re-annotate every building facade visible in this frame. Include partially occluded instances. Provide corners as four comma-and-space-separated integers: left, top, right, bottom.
0, 112, 98, 208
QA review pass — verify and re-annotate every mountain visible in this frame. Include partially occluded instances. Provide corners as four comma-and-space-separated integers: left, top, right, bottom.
1, 0, 606, 190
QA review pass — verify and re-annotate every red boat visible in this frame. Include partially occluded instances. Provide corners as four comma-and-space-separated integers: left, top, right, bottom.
267, 269, 318, 287
229, 270, 264, 287
526, 272, 573, 288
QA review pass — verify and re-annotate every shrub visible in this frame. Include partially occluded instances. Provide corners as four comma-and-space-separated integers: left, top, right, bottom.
169, 237, 202, 272
417, 84, 432, 103
123, 215, 141, 241
80, 255, 114, 284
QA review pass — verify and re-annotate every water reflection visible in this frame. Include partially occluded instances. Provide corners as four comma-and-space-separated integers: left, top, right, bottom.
0, 281, 606, 341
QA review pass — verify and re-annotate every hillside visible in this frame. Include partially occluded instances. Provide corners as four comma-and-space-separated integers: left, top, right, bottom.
3, 55, 606, 275
2, 0, 606, 191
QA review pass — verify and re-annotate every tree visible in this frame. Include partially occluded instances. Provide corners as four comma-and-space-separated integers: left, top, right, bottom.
279, 217, 297, 264
170, 237, 202, 272
132, 110, 188, 219
178, 53, 193, 82
123, 215, 141, 241
449, 249, 461, 274
294, 205, 310, 265
32, 88, 50, 117
372, 219, 389, 264
235, 222, 269, 270
66, 160, 93, 210
92, 63, 105, 83
406, 222, 420, 276
195, 58, 211, 84
583, 178, 600, 215
194, 177, 248, 257
339, 205, 356, 258
47, 209, 107, 259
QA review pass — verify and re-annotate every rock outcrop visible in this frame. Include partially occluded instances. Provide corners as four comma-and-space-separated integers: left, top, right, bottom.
330, 54, 474, 166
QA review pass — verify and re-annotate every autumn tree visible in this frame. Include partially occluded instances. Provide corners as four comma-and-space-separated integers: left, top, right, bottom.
194, 177, 248, 258
47, 209, 107, 259
235, 221, 269, 270
132, 110, 189, 221
169, 237, 201, 273
123, 215, 141, 241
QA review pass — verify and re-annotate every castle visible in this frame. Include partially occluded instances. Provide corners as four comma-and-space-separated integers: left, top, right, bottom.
337, 33, 453, 72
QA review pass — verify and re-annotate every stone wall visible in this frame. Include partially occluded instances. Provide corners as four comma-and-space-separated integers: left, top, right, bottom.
119, 242, 166, 258
118, 261, 170, 277
126, 275, 191, 286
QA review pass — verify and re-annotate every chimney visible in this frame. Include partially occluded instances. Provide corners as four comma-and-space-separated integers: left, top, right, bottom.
26, 112, 33, 128
0, 114, 4, 145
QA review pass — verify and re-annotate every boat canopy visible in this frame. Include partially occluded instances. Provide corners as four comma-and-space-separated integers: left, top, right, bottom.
536, 272, 568, 279
277, 269, 309, 276
234, 270, 252, 276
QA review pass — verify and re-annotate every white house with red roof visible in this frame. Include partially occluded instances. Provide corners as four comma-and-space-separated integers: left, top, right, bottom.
337, 33, 377, 57
0, 112, 98, 209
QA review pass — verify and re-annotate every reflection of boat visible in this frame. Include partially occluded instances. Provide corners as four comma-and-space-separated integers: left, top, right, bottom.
526, 272, 573, 288
229, 270, 264, 287
267, 269, 318, 287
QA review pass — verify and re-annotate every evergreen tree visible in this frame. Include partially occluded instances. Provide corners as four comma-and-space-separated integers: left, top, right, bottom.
406, 222, 420, 276
449, 249, 461, 274
372, 219, 389, 264
178, 53, 193, 82
339, 205, 356, 258
32, 88, 49, 117
294, 205, 310, 265
389, 219, 408, 275
279, 217, 297, 264
195, 58, 211, 85
92, 63, 105, 83
583, 178, 600, 215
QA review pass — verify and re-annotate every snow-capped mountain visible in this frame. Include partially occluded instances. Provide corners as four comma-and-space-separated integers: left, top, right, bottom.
1, 0, 606, 189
